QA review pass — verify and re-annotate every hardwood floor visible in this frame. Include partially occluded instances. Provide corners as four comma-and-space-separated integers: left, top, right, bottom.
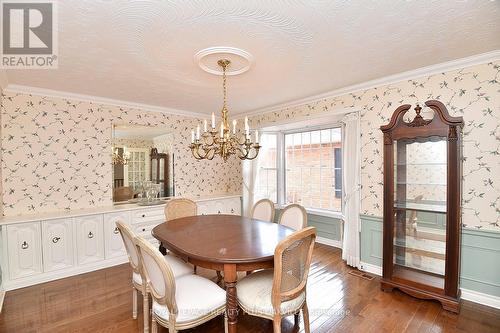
1, 244, 499, 333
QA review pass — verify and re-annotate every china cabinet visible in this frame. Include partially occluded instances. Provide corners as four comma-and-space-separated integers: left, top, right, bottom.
150, 148, 170, 197
380, 100, 464, 313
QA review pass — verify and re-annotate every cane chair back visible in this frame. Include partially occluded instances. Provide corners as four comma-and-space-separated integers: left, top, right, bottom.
165, 198, 197, 221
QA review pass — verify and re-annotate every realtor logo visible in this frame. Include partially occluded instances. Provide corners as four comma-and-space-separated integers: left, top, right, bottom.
1, 0, 58, 68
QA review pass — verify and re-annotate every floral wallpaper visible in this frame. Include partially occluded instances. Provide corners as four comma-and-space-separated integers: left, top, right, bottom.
113, 137, 155, 149
0, 93, 242, 216
249, 61, 500, 231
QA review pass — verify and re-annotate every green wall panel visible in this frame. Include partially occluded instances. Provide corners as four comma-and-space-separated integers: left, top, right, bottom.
359, 214, 500, 297
274, 209, 342, 241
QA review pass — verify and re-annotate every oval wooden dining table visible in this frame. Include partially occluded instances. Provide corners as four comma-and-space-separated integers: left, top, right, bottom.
152, 214, 295, 333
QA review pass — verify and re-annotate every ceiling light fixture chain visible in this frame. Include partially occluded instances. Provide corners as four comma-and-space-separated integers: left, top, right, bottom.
189, 59, 260, 161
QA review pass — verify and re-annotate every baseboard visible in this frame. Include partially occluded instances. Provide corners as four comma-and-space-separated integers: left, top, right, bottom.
461, 288, 500, 309
0, 289, 5, 313
3, 256, 128, 291
316, 236, 342, 249
359, 262, 382, 276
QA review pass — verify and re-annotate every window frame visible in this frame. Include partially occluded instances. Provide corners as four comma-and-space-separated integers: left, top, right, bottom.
258, 123, 344, 220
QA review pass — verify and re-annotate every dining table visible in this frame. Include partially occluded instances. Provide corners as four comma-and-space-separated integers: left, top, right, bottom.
152, 214, 295, 333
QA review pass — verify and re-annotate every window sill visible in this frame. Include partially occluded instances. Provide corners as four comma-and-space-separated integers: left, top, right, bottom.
275, 204, 344, 220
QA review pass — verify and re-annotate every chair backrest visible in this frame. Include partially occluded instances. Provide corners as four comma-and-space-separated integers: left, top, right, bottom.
272, 227, 316, 311
164, 198, 197, 221
278, 204, 307, 230
135, 236, 177, 314
251, 199, 275, 222
115, 221, 141, 274
114, 186, 134, 202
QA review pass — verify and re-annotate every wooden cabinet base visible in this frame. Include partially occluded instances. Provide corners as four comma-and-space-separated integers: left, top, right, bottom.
381, 279, 460, 313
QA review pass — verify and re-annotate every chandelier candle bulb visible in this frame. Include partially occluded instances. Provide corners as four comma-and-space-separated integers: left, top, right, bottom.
204, 119, 208, 132
211, 112, 215, 129
220, 123, 224, 138
196, 125, 200, 140
255, 130, 259, 143
191, 130, 195, 143
232, 120, 237, 134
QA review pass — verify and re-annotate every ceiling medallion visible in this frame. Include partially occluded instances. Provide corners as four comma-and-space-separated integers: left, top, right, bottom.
189, 58, 260, 161
194, 46, 253, 76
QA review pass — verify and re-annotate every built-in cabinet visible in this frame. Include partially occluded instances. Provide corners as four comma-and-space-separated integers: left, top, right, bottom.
6, 222, 43, 279
0, 195, 241, 291
76, 215, 105, 265
42, 219, 74, 272
104, 212, 130, 259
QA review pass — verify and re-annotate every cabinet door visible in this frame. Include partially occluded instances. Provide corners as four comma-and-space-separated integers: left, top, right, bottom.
225, 197, 242, 215
42, 219, 74, 272
104, 212, 130, 259
75, 215, 104, 265
7, 222, 42, 279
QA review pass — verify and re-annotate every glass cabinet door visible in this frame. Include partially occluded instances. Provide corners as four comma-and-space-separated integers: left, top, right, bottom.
393, 137, 447, 289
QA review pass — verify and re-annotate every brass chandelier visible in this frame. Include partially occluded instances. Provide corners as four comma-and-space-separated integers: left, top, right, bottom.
190, 59, 260, 161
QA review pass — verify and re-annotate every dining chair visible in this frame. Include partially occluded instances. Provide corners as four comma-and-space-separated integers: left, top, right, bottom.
134, 236, 228, 333
113, 186, 134, 202
115, 221, 193, 333
164, 198, 197, 221
237, 227, 316, 332
278, 204, 308, 230
251, 199, 276, 222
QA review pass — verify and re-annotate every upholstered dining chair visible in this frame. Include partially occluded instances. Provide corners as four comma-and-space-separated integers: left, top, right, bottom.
237, 227, 317, 333
164, 198, 197, 221
278, 204, 308, 230
135, 236, 228, 333
115, 221, 193, 333
251, 199, 276, 222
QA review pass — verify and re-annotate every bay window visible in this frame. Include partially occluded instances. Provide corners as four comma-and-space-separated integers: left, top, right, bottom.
254, 126, 342, 214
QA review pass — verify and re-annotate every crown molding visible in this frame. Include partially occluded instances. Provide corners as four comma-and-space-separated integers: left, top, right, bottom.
3, 84, 206, 118
242, 50, 500, 118
0, 70, 8, 90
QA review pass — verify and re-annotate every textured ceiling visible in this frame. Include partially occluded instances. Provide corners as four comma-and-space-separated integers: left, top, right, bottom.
6, 0, 500, 115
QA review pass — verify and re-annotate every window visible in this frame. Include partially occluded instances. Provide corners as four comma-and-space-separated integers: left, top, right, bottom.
285, 128, 342, 211
253, 127, 342, 213
254, 133, 278, 203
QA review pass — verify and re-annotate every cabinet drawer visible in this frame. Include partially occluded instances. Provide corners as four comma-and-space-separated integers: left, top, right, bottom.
132, 208, 165, 224
75, 215, 104, 265
103, 212, 130, 259
7, 222, 43, 279
132, 221, 161, 237
42, 218, 74, 272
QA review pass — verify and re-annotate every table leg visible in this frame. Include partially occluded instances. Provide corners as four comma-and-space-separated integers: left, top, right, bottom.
224, 264, 238, 333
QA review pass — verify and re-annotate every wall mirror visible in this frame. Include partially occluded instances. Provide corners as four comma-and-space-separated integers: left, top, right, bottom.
112, 124, 175, 203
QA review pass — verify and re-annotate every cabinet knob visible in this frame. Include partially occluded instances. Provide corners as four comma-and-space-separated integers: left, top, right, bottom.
231, 208, 235, 213
88, 231, 94, 239
52, 237, 61, 244
21, 241, 29, 249
113, 227, 119, 234
218, 210, 221, 214
142, 228, 146, 232
142, 214, 146, 218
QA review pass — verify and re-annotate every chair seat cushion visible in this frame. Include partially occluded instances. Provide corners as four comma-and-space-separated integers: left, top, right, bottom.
133, 254, 192, 285
237, 269, 305, 316
152, 274, 226, 324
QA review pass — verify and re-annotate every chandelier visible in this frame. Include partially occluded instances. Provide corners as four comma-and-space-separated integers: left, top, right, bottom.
112, 146, 130, 165
190, 59, 260, 161
112, 125, 131, 165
